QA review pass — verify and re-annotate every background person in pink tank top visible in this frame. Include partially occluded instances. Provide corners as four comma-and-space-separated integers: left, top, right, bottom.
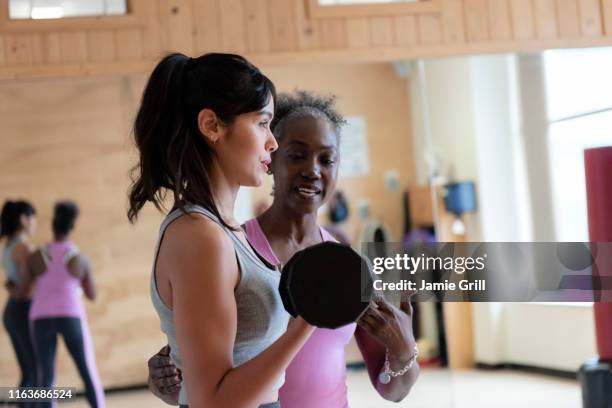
148, 91, 419, 407
26, 201, 105, 408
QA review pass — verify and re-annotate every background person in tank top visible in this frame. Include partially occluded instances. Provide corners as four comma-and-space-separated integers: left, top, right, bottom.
1, 200, 38, 406
147, 91, 419, 407
127, 53, 315, 408
26, 201, 104, 408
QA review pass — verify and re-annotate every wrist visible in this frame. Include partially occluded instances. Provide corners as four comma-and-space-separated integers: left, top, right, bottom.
387, 338, 417, 363
378, 345, 419, 385
387, 348, 412, 364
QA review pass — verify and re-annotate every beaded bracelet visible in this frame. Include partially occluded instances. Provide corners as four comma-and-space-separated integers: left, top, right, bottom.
378, 345, 419, 384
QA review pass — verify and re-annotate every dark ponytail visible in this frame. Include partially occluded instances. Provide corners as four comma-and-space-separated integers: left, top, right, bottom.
1, 200, 36, 240
127, 53, 276, 229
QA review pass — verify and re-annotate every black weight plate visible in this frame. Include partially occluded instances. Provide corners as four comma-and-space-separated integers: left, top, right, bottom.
282, 242, 373, 329
279, 250, 302, 317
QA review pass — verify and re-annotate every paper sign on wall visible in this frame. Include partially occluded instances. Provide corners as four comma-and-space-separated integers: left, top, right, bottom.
339, 116, 370, 178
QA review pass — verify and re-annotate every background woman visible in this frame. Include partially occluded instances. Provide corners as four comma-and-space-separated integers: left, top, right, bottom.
1, 200, 38, 403
148, 91, 419, 407
27, 201, 103, 408
128, 53, 315, 408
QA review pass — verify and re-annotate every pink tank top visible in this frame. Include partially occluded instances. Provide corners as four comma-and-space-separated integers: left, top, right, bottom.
30, 241, 84, 320
244, 218, 356, 408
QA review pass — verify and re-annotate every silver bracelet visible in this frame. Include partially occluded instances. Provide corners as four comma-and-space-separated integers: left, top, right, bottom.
378, 345, 419, 384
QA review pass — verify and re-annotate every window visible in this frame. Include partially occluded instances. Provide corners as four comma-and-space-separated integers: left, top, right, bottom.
8, 0, 127, 20
544, 48, 612, 241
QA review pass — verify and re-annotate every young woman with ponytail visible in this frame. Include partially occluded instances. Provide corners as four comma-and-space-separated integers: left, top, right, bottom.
128, 53, 314, 408
1, 199, 38, 400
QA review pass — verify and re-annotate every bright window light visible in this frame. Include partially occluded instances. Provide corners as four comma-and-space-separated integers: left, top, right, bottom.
543, 47, 612, 242
31, 6, 63, 19
9, 0, 127, 20
544, 48, 612, 121
548, 110, 612, 241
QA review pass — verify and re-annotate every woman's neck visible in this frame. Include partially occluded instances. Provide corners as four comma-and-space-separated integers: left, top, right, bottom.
259, 202, 320, 244
209, 161, 240, 227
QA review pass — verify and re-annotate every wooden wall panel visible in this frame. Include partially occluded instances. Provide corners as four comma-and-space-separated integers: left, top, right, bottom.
164, 0, 194, 54
218, 0, 246, 52
370, 17, 394, 46
441, 0, 466, 43
59, 31, 88, 63
604, 0, 612, 35
1, 0, 612, 79
5, 33, 44, 65
29, 33, 43, 64
319, 18, 347, 49
0, 35, 5, 65
5, 34, 32, 65
534, 0, 558, 39
464, 0, 490, 42
556, 0, 580, 37
132, 0, 164, 58
510, 0, 535, 39
43, 32, 61, 64
418, 15, 443, 44
394, 15, 419, 46
294, 0, 320, 50
487, 0, 512, 41
191, 0, 220, 54
88, 30, 116, 62
578, 0, 603, 36
244, 0, 271, 52
346, 18, 370, 48
269, 0, 298, 51
115, 29, 143, 60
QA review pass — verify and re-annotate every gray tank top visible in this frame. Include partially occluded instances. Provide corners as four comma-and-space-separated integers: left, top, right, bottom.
2, 235, 25, 285
150, 204, 289, 405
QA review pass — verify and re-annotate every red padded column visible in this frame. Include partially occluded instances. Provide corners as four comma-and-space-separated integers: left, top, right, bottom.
585, 146, 612, 361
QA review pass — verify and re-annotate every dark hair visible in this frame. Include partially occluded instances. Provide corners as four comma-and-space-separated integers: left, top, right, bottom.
0, 200, 36, 240
52, 201, 79, 237
270, 90, 346, 142
127, 53, 276, 229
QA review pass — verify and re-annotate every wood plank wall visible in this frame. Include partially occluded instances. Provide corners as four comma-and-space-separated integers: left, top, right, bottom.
1, 0, 612, 80
0, 74, 168, 390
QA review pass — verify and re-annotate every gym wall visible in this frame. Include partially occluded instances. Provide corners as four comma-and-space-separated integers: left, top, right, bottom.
1, 0, 612, 80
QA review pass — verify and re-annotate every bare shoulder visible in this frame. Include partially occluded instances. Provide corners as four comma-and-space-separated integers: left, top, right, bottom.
67, 253, 90, 278
163, 213, 232, 256
158, 213, 238, 287
11, 241, 31, 263
28, 248, 46, 277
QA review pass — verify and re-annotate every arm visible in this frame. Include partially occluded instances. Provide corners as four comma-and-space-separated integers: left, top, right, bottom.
355, 297, 419, 402
80, 256, 96, 301
11, 243, 35, 299
5, 279, 16, 295
68, 254, 96, 300
164, 217, 314, 408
